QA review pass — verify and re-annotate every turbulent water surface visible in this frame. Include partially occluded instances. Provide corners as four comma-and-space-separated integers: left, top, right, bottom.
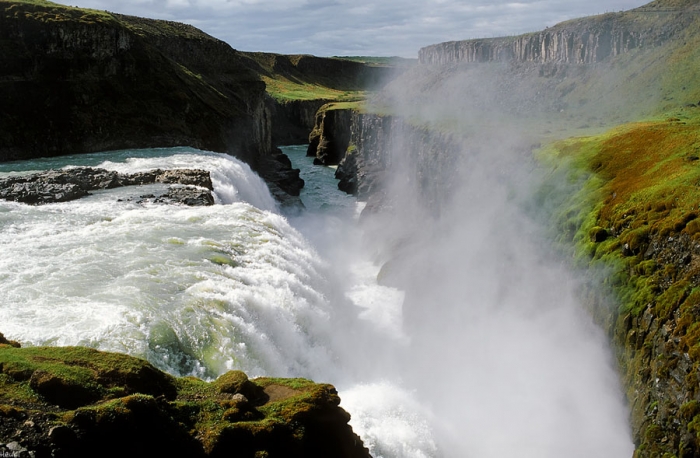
0, 145, 633, 457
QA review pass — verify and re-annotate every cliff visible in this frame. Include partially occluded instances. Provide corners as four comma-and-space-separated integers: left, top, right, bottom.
418, 2, 700, 66
0, 335, 371, 458
0, 0, 303, 200
538, 111, 700, 457
307, 103, 358, 166
335, 112, 459, 213
244, 52, 399, 147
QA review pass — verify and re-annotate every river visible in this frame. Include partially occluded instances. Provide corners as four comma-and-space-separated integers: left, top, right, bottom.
0, 144, 634, 457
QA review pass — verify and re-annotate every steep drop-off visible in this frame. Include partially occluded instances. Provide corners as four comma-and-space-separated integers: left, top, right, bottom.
418, 1, 700, 66
0, 336, 370, 458
538, 112, 700, 457
321, 1, 700, 456
245, 52, 398, 147
0, 0, 304, 201
307, 103, 357, 166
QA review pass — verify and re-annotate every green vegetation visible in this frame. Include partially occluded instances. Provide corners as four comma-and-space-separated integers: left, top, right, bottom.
334, 56, 417, 67
541, 110, 700, 315
1, 0, 116, 24
244, 52, 391, 103
0, 342, 358, 456
538, 107, 700, 456
261, 76, 366, 103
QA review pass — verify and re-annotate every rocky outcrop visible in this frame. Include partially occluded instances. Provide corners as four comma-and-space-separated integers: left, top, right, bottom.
418, 3, 698, 66
307, 105, 356, 166
245, 52, 393, 95
335, 112, 459, 214
0, 167, 215, 205
0, 1, 302, 202
245, 52, 398, 148
267, 98, 331, 146
0, 341, 370, 458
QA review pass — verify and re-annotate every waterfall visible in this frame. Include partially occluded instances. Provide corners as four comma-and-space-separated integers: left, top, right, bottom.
0, 144, 634, 457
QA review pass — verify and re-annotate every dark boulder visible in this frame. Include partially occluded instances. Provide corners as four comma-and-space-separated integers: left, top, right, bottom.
0, 167, 215, 205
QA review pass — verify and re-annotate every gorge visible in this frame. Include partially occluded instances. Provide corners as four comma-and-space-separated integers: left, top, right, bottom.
2, 0, 700, 456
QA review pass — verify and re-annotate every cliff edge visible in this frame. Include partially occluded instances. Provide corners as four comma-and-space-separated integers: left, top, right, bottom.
0, 0, 304, 201
0, 334, 370, 458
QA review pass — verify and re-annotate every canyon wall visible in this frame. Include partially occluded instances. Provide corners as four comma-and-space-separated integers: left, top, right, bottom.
306, 105, 355, 166
335, 112, 459, 214
323, 2, 700, 456
419, 4, 698, 66
0, 2, 303, 200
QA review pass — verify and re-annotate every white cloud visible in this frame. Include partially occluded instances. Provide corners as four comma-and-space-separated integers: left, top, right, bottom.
64, 0, 651, 57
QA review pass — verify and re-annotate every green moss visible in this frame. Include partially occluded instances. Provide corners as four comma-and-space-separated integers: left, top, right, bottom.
262, 76, 367, 102
0, 344, 358, 456
1, 0, 116, 25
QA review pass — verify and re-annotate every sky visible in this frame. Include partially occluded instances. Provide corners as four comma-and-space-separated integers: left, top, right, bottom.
63, 0, 651, 58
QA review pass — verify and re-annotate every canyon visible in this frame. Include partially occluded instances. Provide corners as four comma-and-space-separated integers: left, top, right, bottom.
3, 0, 700, 456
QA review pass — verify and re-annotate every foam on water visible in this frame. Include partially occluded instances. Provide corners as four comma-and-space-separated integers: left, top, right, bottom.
0, 145, 633, 457
0, 147, 434, 457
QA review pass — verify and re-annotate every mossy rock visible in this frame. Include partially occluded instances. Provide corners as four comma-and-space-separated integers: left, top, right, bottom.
589, 226, 609, 243
0, 346, 177, 409
213, 370, 266, 404
0, 343, 369, 458
0, 332, 21, 348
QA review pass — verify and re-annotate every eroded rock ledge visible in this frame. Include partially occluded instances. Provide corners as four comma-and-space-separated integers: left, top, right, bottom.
0, 167, 215, 206
0, 334, 370, 458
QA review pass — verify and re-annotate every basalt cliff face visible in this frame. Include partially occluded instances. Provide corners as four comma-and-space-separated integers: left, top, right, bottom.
418, 1, 700, 66
0, 0, 302, 201
335, 112, 459, 213
307, 105, 355, 166
245, 52, 396, 147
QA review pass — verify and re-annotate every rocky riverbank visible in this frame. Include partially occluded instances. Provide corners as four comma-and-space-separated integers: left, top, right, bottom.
0, 167, 216, 206
0, 1, 306, 203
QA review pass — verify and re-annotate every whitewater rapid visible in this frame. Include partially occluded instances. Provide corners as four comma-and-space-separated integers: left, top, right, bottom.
0, 146, 435, 457
0, 145, 634, 457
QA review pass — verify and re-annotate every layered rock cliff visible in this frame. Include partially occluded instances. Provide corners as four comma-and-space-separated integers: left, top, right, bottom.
335, 112, 459, 214
418, 1, 700, 66
245, 52, 397, 147
0, 0, 302, 201
307, 104, 356, 166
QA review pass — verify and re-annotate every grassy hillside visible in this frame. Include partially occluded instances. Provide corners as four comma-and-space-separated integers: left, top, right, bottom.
243, 52, 394, 103
538, 106, 700, 456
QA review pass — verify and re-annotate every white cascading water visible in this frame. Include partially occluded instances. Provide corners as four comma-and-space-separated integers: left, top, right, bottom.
0, 145, 634, 457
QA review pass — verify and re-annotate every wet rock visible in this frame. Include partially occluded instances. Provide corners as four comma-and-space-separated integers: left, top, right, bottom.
214, 370, 266, 404
589, 226, 609, 243
48, 425, 77, 448
0, 167, 215, 205
0, 333, 21, 348
134, 186, 215, 206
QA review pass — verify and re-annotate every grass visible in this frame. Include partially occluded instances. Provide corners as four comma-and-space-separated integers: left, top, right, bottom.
537, 108, 700, 456
0, 344, 350, 455
261, 76, 367, 103
1, 0, 116, 25
541, 110, 700, 313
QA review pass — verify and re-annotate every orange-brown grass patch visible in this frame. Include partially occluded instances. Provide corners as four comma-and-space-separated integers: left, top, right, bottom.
593, 119, 700, 234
